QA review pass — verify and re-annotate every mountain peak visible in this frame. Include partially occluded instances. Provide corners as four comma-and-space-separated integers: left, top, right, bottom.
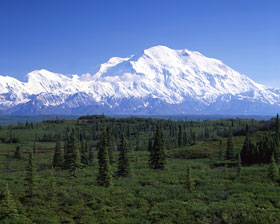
0, 46, 279, 115
27, 69, 57, 79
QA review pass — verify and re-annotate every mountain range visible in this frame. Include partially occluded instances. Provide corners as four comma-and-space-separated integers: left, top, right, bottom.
0, 45, 279, 115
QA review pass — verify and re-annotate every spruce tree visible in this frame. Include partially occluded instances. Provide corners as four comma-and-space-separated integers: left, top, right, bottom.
183, 131, 188, 146
149, 126, 166, 169
63, 136, 71, 170
178, 125, 183, 147
191, 131, 196, 145
52, 135, 64, 168
97, 131, 112, 187
106, 127, 114, 164
117, 134, 131, 177
274, 114, 280, 163
68, 129, 81, 177
237, 153, 242, 177
241, 128, 251, 165
218, 139, 223, 160
25, 153, 38, 198
5, 151, 11, 173
13, 145, 22, 160
148, 138, 153, 152
276, 114, 279, 138
0, 183, 18, 219
268, 153, 279, 181
186, 166, 194, 192
223, 165, 229, 179
135, 135, 140, 151
226, 126, 234, 160
48, 167, 57, 201
63, 130, 81, 175
33, 142, 37, 160
88, 146, 94, 166
81, 139, 89, 167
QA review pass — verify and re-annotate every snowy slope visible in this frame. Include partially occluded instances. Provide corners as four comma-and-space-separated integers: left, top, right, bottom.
0, 45, 280, 115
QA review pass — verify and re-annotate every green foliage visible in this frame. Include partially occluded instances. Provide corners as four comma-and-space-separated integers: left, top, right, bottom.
52, 135, 64, 168
218, 139, 223, 160
13, 145, 22, 160
64, 129, 81, 176
97, 131, 112, 187
25, 152, 38, 197
226, 126, 234, 160
88, 146, 94, 166
223, 165, 229, 179
148, 138, 153, 152
0, 183, 18, 219
149, 126, 166, 169
106, 127, 114, 164
186, 166, 194, 192
274, 114, 280, 164
117, 134, 131, 177
0, 115, 280, 223
178, 125, 183, 147
48, 167, 57, 201
268, 154, 279, 181
237, 153, 242, 177
276, 114, 279, 139
81, 139, 89, 167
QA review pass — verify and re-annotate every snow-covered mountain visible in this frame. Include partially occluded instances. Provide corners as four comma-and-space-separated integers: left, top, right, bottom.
1, 45, 280, 115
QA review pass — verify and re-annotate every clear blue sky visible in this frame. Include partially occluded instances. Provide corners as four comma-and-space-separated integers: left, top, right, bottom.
0, 0, 279, 87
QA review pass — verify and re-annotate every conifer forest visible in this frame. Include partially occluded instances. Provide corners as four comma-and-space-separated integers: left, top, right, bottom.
0, 115, 280, 223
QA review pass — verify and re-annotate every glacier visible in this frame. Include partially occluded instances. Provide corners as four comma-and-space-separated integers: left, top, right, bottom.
0, 45, 279, 115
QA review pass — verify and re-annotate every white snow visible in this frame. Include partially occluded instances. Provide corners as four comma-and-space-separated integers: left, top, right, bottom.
0, 45, 279, 110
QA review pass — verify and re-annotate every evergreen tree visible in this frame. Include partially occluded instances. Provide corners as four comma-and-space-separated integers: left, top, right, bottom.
237, 153, 242, 177
223, 165, 229, 179
97, 131, 112, 187
106, 127, 114, 164
186, 166, 194, 192
240, 127, 251, 165
5, 151, 11, 173
276, 114, 279, 138
0, 183, 18, 219
135, 135, 140, 151
178, 125, 183, 147
274, 114, 280, 163
226, 126, 234, 160
268, 153, 279, 181
218, 140, 223, 160
274, 138, 280, 164
25, 153, 38, 198
149, 126, 166, 169
52, 135, 64, 168
191, 131, 196, 145
204, 126, 209, 139
63, 136, 71, 169
117, 134, 131, 177
33, 142, 37, 160
148, 138, 153, 152
48, 167, 56, 201
68, 129, 81, 177
81, 139, 89, 167
13, 145, 22, 160
88, 146, 94, 166
183, 131, 188, 146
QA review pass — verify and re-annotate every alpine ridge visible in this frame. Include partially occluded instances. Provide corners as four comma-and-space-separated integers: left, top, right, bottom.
0, 45, 279, 115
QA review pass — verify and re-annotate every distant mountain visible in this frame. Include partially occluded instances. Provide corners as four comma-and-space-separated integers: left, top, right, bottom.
0, 45, 279, 115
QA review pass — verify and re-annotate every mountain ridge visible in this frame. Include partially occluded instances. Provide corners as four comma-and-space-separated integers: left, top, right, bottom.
0, 45, 279, 115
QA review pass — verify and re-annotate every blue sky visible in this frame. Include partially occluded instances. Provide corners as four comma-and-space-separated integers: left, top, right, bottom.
0, 0, 279, 87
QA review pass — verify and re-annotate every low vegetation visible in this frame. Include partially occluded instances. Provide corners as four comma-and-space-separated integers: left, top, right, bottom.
0, 115, 279, 223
